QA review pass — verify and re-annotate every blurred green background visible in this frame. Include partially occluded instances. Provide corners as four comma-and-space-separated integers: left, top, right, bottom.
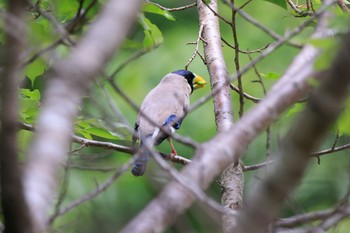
8, 0, 350, 232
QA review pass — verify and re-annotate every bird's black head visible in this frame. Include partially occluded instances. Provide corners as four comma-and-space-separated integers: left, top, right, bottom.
172, 70, 196, 92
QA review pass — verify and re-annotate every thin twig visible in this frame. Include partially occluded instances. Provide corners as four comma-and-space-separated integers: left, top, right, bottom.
29, 1, 75, 45
185, 24, 205, 69
48, 163, 71, 225
286, 0, 314, 17
222, 37, 270, 54
19, 122, 191, 165
244, 142, 350, 172
230, 0, 245, 117
230, 83, 261, 103
55, 158, 135, 217
248, 52, 271, 165
145, 1, 197, 12
109, 45, 159, 79
190, 2, 333, 113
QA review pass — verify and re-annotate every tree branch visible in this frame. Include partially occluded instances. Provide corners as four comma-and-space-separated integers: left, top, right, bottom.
23, 0, 143, 231
198, 0, 240, 232
236, 19, 350, 233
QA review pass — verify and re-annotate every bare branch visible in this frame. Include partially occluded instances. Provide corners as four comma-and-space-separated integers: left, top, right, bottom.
20, 122, 191, 165
221, 0, 302, 48
230, 84, 261, 103
221, 37, 270, 54
146, 1, 197, 12
185, 24, 205, 70
286, 0, 314, 16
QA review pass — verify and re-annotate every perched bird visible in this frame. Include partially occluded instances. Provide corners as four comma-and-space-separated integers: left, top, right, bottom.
131, 70, 206, 176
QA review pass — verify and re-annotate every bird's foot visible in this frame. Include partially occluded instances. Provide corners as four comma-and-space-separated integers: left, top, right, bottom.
170, 149, 178, 159
170, 150, 177, 157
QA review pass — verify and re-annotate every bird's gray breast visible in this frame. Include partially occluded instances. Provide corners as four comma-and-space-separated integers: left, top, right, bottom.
137, 77, 191, 143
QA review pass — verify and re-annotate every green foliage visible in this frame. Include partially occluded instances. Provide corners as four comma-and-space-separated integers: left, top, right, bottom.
139, 14, 164, 49
19, 89, 41, 123
143, 3, 175, 21
260, 72, 281, 80
28, 19, 55, 46
75, 118, 121, 140
337, 97, 350, 135
25, 58, 46, 86
262, 0, 287, 9
138, 3, 177, 49
52, 0, 79, 22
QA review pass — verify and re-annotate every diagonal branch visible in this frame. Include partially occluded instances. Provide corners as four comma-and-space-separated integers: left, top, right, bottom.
23, 0, 143, 231
236, 22, 350, 233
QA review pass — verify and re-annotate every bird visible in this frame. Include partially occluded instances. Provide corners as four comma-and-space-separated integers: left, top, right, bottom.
131, 70, 206, 176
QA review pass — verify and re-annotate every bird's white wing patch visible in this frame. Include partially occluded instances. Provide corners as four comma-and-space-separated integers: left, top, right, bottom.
152, 127, 160, 139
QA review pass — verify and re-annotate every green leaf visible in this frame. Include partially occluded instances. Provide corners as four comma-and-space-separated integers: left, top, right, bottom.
53, 0, 79, 23
263, 0, 287, 9
139, 14, 164, 49
260, 72, 281, 80
337, 97, 350, 135
76, 119, 93, 129
28, 19, 54, 45
20, 89, 41, 101
25, 58, 46, 86
81, 127, 119, 140
122, 39, 144, 49
19, 98, 40, 123
19, 88, 41, 123
143, 3, 176, 21
75, 128, 93, 140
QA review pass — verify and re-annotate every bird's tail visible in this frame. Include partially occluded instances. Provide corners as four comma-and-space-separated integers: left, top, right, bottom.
132, 144, 151, 176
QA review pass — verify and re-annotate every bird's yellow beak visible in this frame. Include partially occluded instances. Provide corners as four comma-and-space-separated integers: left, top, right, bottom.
193, 75, 207, 90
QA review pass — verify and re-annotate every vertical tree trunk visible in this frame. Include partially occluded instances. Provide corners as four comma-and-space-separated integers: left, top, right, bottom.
0, 1, 34, 233
197, 1, 242, 232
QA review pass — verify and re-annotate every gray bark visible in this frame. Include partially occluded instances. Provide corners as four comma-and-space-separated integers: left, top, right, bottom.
23, 0, 143, 231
